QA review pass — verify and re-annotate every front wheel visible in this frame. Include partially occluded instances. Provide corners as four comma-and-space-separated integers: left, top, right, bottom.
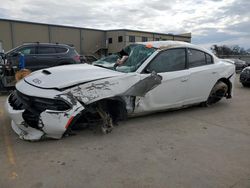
202, 81, 228, 107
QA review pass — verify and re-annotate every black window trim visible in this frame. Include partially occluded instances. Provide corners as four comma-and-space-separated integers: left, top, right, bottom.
142, 47, 188, 73
187, 48, 214, 69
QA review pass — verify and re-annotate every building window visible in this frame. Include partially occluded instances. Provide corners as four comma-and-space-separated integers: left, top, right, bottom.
118, 36, 123, 43
155, 38, 160, 41
108, 38, 112, 44
142, 37, 148, 42
129, 36, 135, 42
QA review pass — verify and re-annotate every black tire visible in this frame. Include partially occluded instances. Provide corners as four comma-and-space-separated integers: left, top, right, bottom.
202, 81, 228, 107
242, 83, 249, 87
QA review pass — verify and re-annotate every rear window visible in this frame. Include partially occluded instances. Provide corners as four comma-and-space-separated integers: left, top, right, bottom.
206, 54, 213, 64
56, 47, 68, 53
188, 49, 206, 68
73, 49, 79, 55
37, 46, 56, 54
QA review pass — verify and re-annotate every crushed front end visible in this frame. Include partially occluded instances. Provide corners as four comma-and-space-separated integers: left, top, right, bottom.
6, 89, 84, 141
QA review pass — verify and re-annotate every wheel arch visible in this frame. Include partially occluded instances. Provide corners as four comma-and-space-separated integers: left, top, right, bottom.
216, 77, 232, 98
96, 96, 128, 121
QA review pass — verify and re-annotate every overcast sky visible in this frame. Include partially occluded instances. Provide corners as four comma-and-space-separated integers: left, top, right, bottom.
0, 0, 249, 49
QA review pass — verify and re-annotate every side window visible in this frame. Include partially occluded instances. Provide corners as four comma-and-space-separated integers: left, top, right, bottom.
205, 53, 213, 64
18, 47, 36, 55
147, 49, 186, 73
188, 49, 206, 68
37, 46, 56, 54
56, 47, 68, 53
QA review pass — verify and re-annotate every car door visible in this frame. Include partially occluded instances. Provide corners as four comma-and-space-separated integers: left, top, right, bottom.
134, 48, 190, 113
186, 48, 220, 104
37, 46, 57, 69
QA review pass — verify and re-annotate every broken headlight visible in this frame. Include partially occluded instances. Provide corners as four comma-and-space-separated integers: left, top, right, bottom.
11, 90, 71, 113
32, 97, 71, 111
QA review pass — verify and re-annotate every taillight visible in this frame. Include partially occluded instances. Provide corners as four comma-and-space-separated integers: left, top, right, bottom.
73, 55, 81, 62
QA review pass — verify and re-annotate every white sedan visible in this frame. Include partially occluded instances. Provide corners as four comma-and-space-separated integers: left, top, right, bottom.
6, 41, 235, 141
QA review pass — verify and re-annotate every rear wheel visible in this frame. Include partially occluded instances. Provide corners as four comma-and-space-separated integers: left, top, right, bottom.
202, 81, 228, 106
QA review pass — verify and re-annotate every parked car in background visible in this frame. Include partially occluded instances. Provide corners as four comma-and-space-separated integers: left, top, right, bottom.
224, 58, 248, 73
0, 52, 4, 63
6, 41, 235, 141
6, 43, 81, 70
0, 43, 81, 89
240, 67, 250, 87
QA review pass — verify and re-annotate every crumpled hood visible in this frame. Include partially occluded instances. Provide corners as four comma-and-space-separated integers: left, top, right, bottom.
24, 64, 124, 89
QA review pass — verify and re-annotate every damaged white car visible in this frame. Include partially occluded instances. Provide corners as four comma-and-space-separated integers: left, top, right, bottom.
6, 41, 235, 141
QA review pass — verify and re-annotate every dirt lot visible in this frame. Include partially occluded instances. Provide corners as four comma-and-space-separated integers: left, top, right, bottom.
0, 75, 250, 188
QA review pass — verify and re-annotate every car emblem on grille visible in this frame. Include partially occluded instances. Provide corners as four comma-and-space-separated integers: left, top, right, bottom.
33, 78, 42, 84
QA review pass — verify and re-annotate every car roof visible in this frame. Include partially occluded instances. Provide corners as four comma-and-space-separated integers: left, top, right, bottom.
22, 43, 72, 48
137, 40, 214, 56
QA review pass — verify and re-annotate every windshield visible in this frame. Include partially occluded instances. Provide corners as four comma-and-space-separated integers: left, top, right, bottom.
93, 44, 156, 73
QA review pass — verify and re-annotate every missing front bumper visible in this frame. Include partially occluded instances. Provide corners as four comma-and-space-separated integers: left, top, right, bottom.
6, 93, 84, 141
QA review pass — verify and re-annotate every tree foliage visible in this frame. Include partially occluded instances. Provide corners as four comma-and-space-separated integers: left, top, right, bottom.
211, 45, 249, 56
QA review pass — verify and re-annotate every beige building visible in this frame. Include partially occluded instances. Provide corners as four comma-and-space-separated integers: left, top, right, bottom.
0, 18, 191, 57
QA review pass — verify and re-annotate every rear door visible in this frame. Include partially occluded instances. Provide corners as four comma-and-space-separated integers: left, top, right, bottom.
36, 46, 57, 69
186, 48, 219, 104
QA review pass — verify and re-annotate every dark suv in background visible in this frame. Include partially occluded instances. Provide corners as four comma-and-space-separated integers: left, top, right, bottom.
0, 43, 81, 89
6, 43, 81, 70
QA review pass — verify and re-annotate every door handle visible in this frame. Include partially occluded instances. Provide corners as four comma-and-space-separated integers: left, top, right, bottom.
212, 71, 217, 74
181, 78, 188, 82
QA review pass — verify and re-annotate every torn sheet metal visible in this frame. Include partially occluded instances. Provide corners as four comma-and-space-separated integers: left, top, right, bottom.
123, 72, 162, 96
66, 73, 162, 105
66, 74, 140, 104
